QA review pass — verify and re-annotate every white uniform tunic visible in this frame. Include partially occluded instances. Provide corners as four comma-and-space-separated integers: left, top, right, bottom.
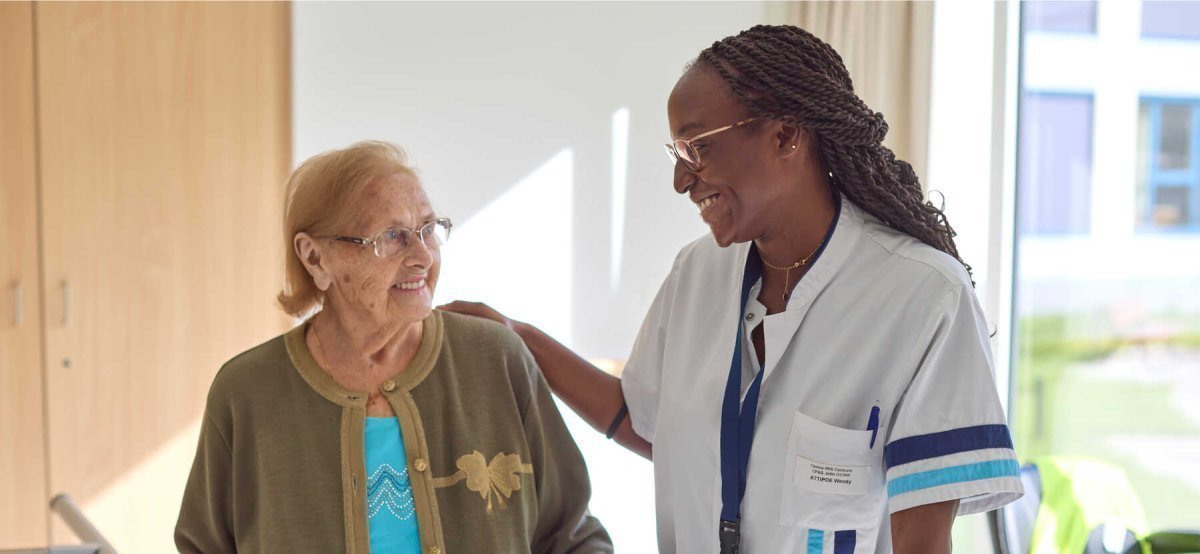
621, 197, 1023, 554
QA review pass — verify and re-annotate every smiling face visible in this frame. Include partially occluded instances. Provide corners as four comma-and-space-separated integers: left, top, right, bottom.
667, 63, 823, 248
302, 172, 441, 327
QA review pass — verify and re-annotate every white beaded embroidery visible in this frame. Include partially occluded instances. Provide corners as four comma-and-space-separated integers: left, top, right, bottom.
366, 463, 416, 520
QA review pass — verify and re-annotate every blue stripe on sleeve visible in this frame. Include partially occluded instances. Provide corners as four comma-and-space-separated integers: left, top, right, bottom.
833, 530, 856, 554
808, 529, 824, 554
887, 459, 1021, 497
884, 424, 1013, 469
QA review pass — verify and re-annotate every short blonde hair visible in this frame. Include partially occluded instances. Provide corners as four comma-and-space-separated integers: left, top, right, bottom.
277, 141, 419, 317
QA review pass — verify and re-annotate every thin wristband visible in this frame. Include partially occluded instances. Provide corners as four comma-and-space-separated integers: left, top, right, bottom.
605, 402, 629, 439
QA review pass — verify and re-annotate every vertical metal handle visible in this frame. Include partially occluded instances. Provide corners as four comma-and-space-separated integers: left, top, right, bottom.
62, 280, 72, 326
10, 281, 20, 327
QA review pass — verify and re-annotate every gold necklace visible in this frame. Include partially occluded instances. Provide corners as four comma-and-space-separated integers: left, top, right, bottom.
761, 242, 823, 302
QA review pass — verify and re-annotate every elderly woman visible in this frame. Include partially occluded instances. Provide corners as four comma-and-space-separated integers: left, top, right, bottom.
175, 141, 611, 553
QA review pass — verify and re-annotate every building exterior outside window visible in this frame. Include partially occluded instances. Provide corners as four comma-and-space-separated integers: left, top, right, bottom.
1014, 0, 1200, 531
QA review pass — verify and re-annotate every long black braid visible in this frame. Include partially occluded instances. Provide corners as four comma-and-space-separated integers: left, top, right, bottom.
699, 24, 972, 280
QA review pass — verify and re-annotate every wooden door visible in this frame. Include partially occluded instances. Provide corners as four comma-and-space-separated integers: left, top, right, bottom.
35, 3, 291, 551
0, 1, 50, 548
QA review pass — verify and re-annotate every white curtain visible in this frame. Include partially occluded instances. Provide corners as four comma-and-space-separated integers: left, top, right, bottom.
766, 1, 934, 183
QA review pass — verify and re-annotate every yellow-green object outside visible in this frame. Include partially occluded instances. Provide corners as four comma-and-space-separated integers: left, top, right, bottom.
1029, 456, 1150, 554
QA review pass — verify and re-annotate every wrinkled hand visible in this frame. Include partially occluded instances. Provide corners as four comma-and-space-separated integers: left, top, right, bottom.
438, 301, 517, 332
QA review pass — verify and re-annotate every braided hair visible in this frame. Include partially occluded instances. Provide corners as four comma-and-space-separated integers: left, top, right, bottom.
698, 24, 971, 279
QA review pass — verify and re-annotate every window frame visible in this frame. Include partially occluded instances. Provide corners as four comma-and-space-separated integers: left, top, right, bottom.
1142, 96, 1200, 233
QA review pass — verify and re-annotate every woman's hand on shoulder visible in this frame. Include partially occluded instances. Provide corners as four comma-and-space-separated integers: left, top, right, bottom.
438, 300, 518, 332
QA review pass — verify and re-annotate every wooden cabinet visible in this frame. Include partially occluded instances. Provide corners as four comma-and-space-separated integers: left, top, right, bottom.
0, 1, 49, 548
1, 3, 291, 551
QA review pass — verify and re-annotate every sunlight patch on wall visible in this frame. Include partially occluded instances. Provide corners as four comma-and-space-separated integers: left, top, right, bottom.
434, 149, 575, 346
77, 416, 202, 553
610, 107, 630, 293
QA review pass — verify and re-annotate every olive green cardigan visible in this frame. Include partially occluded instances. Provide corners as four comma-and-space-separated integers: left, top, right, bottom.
175, 310, 612, 553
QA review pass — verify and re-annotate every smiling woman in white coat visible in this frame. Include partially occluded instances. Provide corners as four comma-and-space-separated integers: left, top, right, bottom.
444, 24, 1023, 554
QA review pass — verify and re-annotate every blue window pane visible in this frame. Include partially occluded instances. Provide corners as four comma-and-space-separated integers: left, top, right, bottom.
1023, 1, 1097, 33
1142, 1, 1200, 40
1018, 94, 1095, 234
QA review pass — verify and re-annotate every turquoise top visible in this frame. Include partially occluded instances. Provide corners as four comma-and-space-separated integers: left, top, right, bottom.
364, 417, 421, 553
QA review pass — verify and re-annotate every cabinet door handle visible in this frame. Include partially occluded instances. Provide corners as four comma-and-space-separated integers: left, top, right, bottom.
10, 281, 20, 327
62, 280, 72, 326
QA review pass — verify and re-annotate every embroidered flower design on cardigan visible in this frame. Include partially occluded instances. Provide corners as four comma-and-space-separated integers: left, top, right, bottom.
432, 451, 534, 512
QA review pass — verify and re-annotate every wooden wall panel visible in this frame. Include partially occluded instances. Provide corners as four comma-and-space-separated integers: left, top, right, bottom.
0, 1, 50, 548
35, 3, 291, 551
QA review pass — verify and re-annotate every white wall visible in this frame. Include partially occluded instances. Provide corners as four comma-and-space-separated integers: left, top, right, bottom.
294, 3, 769, 551
926, 1, 1015, 548
926, 0, 1004, 320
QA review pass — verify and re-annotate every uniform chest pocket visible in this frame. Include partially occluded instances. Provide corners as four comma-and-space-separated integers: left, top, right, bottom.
779, 410, 886, 536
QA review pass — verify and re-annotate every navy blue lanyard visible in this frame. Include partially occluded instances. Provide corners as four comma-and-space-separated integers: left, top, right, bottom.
718, 197, 840, 553
718, 244, 765, 553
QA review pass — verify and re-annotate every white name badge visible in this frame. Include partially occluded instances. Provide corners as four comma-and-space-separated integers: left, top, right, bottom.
794, 455, 869, 495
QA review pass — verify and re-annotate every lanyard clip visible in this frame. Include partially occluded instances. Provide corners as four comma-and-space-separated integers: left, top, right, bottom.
719, 519, 741, 554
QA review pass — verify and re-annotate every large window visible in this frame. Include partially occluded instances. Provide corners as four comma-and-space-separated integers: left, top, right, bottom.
1013, 0, 1200, 534
1139, 98, 1200, 230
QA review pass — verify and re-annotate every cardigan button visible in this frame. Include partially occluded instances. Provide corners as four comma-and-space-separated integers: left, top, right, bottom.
414, 458, 428, 472
382, 380, 396, 393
